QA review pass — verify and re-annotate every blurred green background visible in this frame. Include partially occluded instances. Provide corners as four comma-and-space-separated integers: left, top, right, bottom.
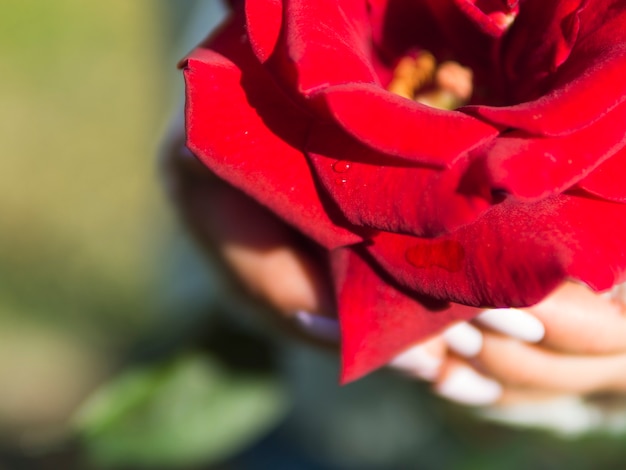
3, 1, 626, 469
1, 2, 297, 468
0, 1, 285, 467
1, 0, 170, 443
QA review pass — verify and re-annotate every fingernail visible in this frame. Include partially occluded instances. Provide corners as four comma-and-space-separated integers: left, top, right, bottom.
294, 311, 340, 342
436, 367, 502, 406
603, 285, 626, 304
443, 322, 483, 357
600, 290, 614, 301
475, 308, 545, 342
388, 344, 443, 381
180, 144, 195, 159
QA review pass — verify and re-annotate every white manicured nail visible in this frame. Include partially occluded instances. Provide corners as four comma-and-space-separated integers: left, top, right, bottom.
600, 291, 614, 301
603, 284, 626, 304
443, 322, 483, 357
436, 367, 503, 406
475, 308, 545, 342
388, 344, 443, 381
294, 311, 340, 342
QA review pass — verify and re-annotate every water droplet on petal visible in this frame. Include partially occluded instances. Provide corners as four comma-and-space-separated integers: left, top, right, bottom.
335, 177, 347, 185
332, 160, 351, 173
405, 240, 465, 272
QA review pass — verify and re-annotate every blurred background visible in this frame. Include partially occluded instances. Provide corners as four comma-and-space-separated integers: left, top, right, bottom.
3, 1, 626, 469
1, 0, 170, 449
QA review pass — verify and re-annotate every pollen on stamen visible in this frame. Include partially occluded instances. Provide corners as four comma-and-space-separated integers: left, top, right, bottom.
387, 51, 436, 100
416, 61, 473, 110
387, 51, 473, 110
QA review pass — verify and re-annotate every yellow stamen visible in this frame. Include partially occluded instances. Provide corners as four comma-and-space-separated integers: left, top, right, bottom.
387, 51, 436, 100
387, 51, 473, 110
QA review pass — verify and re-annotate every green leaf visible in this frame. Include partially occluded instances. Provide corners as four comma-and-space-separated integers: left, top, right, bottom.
75, 352, 289, 469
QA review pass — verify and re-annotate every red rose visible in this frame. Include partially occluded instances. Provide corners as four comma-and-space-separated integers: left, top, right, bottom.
181, 0, 626, 382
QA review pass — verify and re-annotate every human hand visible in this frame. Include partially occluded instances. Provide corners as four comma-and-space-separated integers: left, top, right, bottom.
436, 282, 626, 406
163, 121, 626, 411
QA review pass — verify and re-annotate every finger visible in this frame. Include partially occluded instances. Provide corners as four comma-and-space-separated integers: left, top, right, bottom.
434, 357, 503, 405
477, 332, 626, 393
444, 309, 548, 361
473, 308, 545, 343
442, 322, 483, 358
202, 183, 333, 317
435, 357, 575, 407
293, 310, 340, 343
388, 335, 447, 381
523, 282, 626, 355
496, 387, 563, 406
480, 394, 605, 433
166, 134, 334, 318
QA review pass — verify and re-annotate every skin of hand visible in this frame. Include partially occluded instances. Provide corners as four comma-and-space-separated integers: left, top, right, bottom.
163, 126, 626, 406
446, 283, 626, 402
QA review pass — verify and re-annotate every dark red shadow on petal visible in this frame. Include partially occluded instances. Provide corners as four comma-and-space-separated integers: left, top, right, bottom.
499, 0, 587, 103
465, 2, 626, 135
370, 0, 443, 61
372, 0, 497, 76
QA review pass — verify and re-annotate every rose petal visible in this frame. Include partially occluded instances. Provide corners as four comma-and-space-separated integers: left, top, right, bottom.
464, 5, 626, 135
273, 0, 379, 94
501, 0, 587, 99
369, 0, 495, 79
317, 83, 499, 167
367, 0, 448, 60
577, 147, 626, 203
368, 0, 441, 57
453, 0, 518, 37
245, 0, 283, 63
183, 16, 361, 249
483, 100, 626, 199
306, 123, 492, 236
367, 195, 626, 307
333, 247, 479, 383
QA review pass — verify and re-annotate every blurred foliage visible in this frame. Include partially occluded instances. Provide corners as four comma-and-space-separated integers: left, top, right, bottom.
76, 353, 288, 469
0, 0, 169, 335
0, 1, 290, 466
0, 0, 189, 451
